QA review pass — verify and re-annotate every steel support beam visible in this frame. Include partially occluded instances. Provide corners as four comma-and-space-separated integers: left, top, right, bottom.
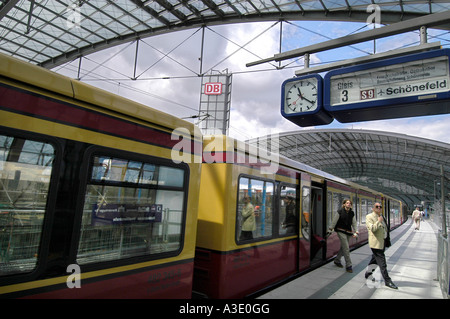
246, 10, 450, 67
0, 0, 20, 21
294, 42, 441, 76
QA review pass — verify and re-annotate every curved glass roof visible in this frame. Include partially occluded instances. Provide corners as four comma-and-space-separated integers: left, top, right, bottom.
1, 0, 450, 68
249, 129, 450, 207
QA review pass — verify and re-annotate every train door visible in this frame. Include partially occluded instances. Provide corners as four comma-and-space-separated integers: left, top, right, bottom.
298, 175, 327, 271
385, 198, 392, 229
310, 186, 326, 266
298, 175, 311, 272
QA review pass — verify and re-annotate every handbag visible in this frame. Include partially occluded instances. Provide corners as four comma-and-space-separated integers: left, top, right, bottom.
384, 235, 391, 248
382, 215, 391, 247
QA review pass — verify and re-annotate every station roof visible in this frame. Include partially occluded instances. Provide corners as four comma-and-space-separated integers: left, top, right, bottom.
1, 0, 450, 69
249, 129, 450, 208
1, 2, 449, 209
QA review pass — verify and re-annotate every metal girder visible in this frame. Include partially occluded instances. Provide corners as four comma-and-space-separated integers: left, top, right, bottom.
0, 0, 20, 20
293, 42, 442, 76
247, 10, 450, 67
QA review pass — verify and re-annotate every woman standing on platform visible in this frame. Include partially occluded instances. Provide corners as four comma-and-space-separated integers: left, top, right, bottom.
329, 199, 358, 273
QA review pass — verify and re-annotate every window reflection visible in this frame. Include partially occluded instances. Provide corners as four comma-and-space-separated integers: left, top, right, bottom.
77, 155, 186, 264
237, 177, 273, 242
0, 135, 54, 275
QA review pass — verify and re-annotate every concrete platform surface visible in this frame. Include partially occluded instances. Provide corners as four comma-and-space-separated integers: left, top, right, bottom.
258, 218, 445, 299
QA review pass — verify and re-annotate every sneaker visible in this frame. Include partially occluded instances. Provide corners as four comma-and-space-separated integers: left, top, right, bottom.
346, 266, 353, 273
334, 260, 343, 268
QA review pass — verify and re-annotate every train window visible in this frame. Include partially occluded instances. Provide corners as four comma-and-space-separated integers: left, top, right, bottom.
327, 191, 333, 229
360, 198, 372, 224
367, 199, 373, 220
390, 201, 400, 224
76, 155, 186, 265
351, 195, 357, 223
300, 186, 310, 241
0, 134, 55, 275
332, 192, 343, 216
92, 158, 184, 188
279, 185, 297, 236
237, 177, 274, 242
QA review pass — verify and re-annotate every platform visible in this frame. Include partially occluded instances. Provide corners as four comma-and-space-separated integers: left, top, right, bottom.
258, 218, 445, 299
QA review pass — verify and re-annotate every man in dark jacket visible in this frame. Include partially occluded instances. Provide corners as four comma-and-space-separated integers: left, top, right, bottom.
329, 199, 358, 273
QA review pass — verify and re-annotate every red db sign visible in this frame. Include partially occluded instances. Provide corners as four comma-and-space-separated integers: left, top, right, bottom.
204, 82, 223, 95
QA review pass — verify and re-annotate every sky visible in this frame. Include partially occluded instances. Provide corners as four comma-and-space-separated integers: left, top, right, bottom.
53, 20, 450, 144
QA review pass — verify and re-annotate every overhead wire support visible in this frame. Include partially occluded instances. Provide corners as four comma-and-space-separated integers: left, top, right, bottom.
25, 0, 35, 35
132, 39, 140, 80
246, 10, 450, 68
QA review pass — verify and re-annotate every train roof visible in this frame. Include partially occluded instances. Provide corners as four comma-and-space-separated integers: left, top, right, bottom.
0, 52, 198, 135
203, 134, 386, 198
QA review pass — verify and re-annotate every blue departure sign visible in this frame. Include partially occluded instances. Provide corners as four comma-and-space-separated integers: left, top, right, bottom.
324, 49, 450, 123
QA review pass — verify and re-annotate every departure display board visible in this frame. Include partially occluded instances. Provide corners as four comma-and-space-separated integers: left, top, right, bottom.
324, 49, 450, 123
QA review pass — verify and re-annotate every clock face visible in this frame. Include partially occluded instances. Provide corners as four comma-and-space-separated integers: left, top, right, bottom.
280, 74, 332, 126
284, 77, 318, 114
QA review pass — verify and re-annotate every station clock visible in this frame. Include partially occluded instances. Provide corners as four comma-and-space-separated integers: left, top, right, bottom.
281, 74, 333, 126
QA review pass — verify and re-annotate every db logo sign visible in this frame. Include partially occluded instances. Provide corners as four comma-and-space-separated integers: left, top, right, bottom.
204, 83, 223, 95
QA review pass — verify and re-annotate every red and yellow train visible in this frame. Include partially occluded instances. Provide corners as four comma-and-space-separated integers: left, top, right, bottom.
194, 135, 405, 298
0, 53, 407, 298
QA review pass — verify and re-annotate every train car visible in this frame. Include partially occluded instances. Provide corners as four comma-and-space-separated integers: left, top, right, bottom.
383, 196, 405, 230
0, 53, 202, 298
192, 135, 401, 299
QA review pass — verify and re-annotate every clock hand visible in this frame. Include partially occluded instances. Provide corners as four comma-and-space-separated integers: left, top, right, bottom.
302, 96, 315, 104
297, 87, 315, 105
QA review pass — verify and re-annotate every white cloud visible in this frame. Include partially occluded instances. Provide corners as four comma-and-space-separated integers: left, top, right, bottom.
229, 109, 300, 140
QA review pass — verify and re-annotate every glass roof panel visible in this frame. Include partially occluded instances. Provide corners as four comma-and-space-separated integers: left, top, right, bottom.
83, 33, 106, 44
219, 5, 238, 13
348, 0, 370, 7
101, 5, 124, 18
402, 4, 432, 13
0, 0, 448, 68
40, 45, 64, 58
147, 1, 166, 12
175, 4, 194, 16
432, 2, 450, 12
160, 11, 181, 23
321, 0, 348, 10
250, 0, 266, 10
142, 17, 167, 28
189, 0, 210, 11
226, 0, 248, 13
300, 0, 326, 10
